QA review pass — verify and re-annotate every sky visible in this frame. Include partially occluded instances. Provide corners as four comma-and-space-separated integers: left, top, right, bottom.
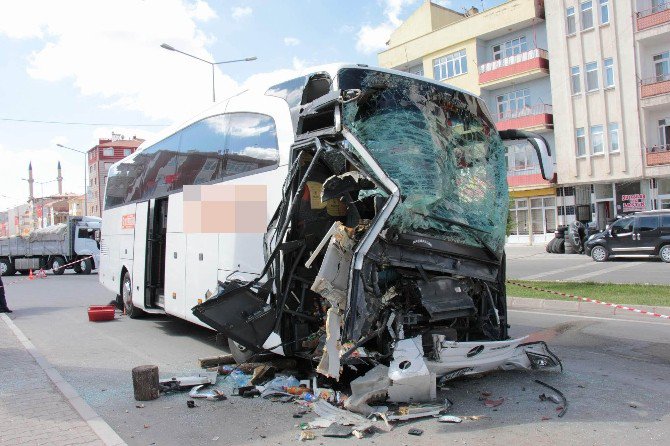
0, 0, 504, 211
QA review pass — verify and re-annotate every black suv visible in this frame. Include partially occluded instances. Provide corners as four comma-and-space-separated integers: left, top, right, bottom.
585, 211, 670, 262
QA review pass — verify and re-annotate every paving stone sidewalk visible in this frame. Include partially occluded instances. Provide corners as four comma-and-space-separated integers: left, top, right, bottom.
0, 316, 104, 446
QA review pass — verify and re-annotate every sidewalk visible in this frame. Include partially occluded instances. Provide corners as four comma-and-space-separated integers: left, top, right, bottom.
0, 315, 120, 446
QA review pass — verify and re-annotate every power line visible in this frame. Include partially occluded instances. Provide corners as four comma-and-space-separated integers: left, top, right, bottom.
0, 118, 169, 127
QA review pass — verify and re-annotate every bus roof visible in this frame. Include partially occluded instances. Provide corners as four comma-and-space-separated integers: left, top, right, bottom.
115, 63, 482, 168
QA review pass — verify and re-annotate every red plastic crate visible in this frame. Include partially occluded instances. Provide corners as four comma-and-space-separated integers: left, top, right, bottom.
88, 305, 116, 322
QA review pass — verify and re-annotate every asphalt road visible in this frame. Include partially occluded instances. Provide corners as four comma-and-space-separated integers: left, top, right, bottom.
506, 245, 670, 285
4, 272, 670, 445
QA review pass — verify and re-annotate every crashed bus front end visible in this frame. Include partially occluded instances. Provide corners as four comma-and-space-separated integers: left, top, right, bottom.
193, 67, 559, 396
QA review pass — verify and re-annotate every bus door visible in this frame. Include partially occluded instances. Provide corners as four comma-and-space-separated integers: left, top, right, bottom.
146, 197, 168, 308
132, 202, 149, 309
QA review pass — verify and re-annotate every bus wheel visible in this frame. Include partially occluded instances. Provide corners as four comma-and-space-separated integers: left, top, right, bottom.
51, 257, 66, 275
0, 258, 14, 276
73, 262, 82, 273
228, 339, 255, 364
79, 258, 92, 275
122, 271, 144, 319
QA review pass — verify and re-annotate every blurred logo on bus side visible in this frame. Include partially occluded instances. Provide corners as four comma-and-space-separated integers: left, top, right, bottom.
183, 184, 267, 233
122, 214, 136, 229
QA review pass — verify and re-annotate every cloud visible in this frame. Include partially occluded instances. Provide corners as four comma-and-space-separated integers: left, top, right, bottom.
0, 0, 234, 123
283, 37, 301, 46
432, 0, 453, 7
231, 6, 252, 20
355, 0, 419, 54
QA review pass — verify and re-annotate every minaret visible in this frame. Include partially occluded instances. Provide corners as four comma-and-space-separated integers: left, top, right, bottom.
28, 162, 35, 203
57, 161, 63, 195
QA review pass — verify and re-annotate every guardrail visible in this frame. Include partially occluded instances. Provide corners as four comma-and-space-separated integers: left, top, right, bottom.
637, 2, 670, 18
636, 3, 670, 30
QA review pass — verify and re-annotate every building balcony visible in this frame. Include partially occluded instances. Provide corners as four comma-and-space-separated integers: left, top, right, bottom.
640, 74, 670, 107
636, 3, 670, 31
507, 165, 552, 189
646, 144, 670, 166
495, 104, 553, 132
478, 48, 549, 89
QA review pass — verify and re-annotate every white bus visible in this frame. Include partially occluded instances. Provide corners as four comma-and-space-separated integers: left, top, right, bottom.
100, 64, 557, 376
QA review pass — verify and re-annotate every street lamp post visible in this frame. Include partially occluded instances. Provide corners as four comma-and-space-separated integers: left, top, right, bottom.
56, 144, 88, 216
160, 43, 257, 102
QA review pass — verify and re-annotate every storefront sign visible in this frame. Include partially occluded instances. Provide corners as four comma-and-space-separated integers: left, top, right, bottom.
621, 194, 646, 212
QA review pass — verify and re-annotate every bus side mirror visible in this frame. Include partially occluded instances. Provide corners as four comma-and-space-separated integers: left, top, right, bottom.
499, 129, 555, 181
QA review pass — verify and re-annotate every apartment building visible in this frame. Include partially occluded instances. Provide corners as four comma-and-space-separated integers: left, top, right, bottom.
378, 0, 558, 244
87, 135, 143, 217
546, 0, 670, 229
635, 0, 670, 210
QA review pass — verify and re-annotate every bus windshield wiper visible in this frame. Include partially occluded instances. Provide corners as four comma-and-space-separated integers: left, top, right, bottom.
412, 212, 499, 261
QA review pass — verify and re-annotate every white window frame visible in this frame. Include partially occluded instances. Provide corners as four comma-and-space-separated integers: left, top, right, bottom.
576, 128, 586, 157
123, 148, 132, 157
433, 50, 467, 80
590, 125, 604, 154
599, 0, 609, 25
608, 123, 619, 152
571, 66, 582, 94
566, 6, 576, 35
492, 36, 528, 61
654, 51, 670, 83
530, 196, 557, 235
581, 0, 594, 30
659, 118, 670, 146
586, 61, 599, 91
103, 147, 114, 157
496, 88, 531, 120
603, 58, 614, 88
510, 199, 530, 236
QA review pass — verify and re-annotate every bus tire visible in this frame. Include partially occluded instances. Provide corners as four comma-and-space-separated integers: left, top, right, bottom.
79, 258, 92, 275
228, 339, 255, 364
73, 262, 82, 273
51, 256, 66, 275
0, 258, 14, 276
122, 271, 144, 319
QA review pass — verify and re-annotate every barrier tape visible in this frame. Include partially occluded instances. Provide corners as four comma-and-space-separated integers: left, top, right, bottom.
0, 255, 94, 288
507, 280, 670, 320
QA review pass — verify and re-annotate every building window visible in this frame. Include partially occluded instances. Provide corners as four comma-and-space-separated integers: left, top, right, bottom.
433, 50, 467, 80
591, 125, 604, 154
407, 63, 424, 76
652, 0, 669, 14
496, 89, 530, 120
103, 148, 114, 157
492, 36, 528, 60
581, 1, 594, 30
586, 61, 599, 91
599, 0, 609, 24
571, 66, 581, 94
566, 6, 576, 34
603, 58, 614, 88
510, 199, 529, 236
659, 118, 670, 148
123, 148, 132, 157
608, 123, 619, 152
576, 128, 586, 156
531, 196, 557, 234
653, 51, 670, 83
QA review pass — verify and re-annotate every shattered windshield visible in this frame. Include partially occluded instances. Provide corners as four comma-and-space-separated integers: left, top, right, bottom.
338, 68, 508, 254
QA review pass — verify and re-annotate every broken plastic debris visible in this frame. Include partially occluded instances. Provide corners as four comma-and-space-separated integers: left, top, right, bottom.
159, 371, 218, 391
299, 430, 315, 441
323, 424, 353, 438
313, 399, 373, 432
189, 385, 226, 401
438, 415, 462, 423
388, 336, 436, 403
344, 364, 390, 416
539, 393, 561, 405
535, 379, 568, 418
407, 428, 423, 436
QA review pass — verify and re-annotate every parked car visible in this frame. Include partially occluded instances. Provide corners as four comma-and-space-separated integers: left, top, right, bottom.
585, 211, 670, 262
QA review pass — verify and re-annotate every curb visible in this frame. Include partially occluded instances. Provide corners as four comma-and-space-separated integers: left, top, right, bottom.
508, 296, 670, 318
1, 314, 127, 446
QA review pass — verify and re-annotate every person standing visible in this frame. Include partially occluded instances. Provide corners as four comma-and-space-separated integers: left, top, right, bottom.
0, 275, 12, 313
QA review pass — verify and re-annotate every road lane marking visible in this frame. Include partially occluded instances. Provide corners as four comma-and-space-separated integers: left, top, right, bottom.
509, 309, 670, 326
518, 262, 592, 280
567, 261, 640, 281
